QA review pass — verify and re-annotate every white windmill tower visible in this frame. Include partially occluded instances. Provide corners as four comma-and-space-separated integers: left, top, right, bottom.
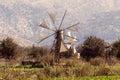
66, 31, 80, 59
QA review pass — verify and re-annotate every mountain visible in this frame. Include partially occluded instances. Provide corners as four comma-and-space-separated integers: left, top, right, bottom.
82, 10, 120, 43
0, 33, 35, 47
0, 0, 120, 46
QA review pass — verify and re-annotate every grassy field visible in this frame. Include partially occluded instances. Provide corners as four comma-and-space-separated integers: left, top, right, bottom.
0, 57, 120, 80
56, 76, 120, 80
0, 64, 119, 80
0, 69, 120, 80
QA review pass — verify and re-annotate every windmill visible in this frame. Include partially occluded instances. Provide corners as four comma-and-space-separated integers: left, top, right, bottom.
39, 10, 79, 63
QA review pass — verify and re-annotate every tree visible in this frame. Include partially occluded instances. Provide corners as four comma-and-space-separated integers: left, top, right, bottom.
1, 37, 18, 59
80, 36, 106, 61
112, 39, 120, 58
28, 45, 50, 60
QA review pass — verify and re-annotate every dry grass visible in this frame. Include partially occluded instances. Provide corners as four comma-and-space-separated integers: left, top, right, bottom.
90, 57, 105, 66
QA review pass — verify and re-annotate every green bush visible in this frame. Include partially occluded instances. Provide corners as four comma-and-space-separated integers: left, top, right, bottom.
80, 36, 106, 61
0, 37, 19, 59
28, 46, 50, 61
112, 39, 120, 58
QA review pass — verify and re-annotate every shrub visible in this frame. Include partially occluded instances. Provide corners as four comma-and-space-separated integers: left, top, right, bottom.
43, 66, 64, 77
40, 54, 54, 67
96, 67, 111, 76
65, 60, 74, 67
79, 64, 93, 76
73, 63, 93, 77
74, 67, 81, 77
43, 67, 51, 77
90, 57, 105, 66
31, 62, 44, 68
21, 61, 44, 68
65, 68, 73, 77
80, 36, 106, 61
50, 66, 64, 77
107, 57, 119, 65
36, 72, 47, 80
0, 37, 19, 60
112, 39, 120, 58
28, 46, 50, 61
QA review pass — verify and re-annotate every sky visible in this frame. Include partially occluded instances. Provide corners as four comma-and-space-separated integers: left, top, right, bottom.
1, 0, 120, 45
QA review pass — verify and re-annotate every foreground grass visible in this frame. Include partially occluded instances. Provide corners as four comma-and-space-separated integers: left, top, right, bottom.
0, 57, 120, 80
56, 76, 120, 80
39, 76, 120, 80
0, 67, 120, 80
78, 76, 120, 80
0, 73, 120, 80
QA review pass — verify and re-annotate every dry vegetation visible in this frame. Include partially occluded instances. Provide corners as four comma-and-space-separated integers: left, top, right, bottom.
0, 36, 120, 79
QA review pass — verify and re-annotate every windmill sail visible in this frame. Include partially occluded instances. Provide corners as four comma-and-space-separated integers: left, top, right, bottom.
66, 35, 77, 43
39, 34, 47, 40
38, 33, 55, 43
48, 13, 56, 24
67, 23, 79, 31
60, 41, 68, 52
40, 20, 49, 29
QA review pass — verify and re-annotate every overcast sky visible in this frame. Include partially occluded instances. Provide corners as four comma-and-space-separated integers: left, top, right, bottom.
1, 0, 120, 44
